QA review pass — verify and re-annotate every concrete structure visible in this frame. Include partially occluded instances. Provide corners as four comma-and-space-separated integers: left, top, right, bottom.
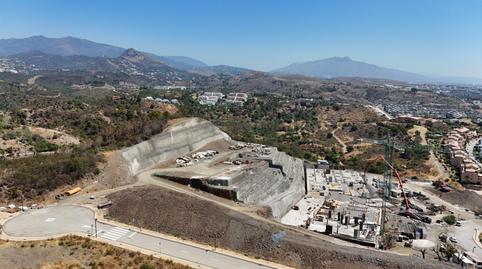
453, 251, 482, 269
198, 92, 224, 106
290, 168, 382, 246
225, 92, 249, 105
233, 147, 305, 219
444, 127, 482, 184
122, 118, 231, 175
122, 118, 305, 220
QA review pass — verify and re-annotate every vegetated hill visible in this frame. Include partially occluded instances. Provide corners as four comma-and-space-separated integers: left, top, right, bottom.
7, 48, 198, 81
190, 65, 253, 76
146, 54, 208, 70
0, 35, 208, 71
273, 56, 429, 83
0, 35, 255, 76
0, 236, 192, 269
0, 35, 125, 57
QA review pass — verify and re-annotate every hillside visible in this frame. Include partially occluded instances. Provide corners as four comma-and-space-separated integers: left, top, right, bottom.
3, 48, 202, 86
0, 35, 125, 57
0, 35, 207, 70
190, 65, 253, 76
273, 57, 428, 83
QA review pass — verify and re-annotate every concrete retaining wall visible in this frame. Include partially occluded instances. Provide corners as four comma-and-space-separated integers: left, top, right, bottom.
122, 117, 304, 220
121, 118, 231, 175
235, 148, 305, 219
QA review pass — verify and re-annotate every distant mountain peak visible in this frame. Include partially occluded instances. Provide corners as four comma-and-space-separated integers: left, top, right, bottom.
331, 56, 351, 61
273, 57, 428, 83
29, 35, 47, 39
121, 48, 152, 63
121, 48, 143, 57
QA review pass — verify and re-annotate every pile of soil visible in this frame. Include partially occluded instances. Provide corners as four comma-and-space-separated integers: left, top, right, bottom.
430, 188, 482, 214
107, 185, 455, 269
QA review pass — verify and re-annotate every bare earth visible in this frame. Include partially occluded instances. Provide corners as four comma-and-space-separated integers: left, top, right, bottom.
107, 185, 456, 269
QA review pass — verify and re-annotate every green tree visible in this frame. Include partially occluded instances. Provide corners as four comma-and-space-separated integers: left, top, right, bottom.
442, 214, 456, 225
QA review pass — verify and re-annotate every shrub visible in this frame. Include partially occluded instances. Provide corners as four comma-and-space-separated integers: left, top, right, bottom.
140, 263, 155, 269
443, 214, 456, 225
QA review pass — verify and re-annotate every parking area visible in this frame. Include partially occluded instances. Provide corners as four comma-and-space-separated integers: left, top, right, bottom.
2, 205, 94, 237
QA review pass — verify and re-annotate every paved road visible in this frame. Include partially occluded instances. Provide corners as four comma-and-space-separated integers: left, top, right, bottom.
452, 220, 482, 257
2, 206, 276, 269
2, 205, 94, 237
404, 181, 482, 257
466, 138, 481, 165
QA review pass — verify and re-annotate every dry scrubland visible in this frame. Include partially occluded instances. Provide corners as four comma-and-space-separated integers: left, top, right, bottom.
107, 185, 456, 269
0, 235, 192, 269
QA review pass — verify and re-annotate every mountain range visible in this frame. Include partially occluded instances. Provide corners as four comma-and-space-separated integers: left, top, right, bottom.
273, 57, 482, 85
273, 57, 428, 83
0, 36, 481, 84
0, 36, 213, 72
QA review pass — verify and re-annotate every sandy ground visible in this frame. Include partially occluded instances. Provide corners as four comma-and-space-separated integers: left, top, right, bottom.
407, 125, 428, 145
27, 75, 42, 85
29, 126, 80, 145
0, 126, 80, 157
332, 126, 347, 153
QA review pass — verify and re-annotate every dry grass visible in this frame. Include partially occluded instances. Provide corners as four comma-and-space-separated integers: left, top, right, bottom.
0, 236, 192, 269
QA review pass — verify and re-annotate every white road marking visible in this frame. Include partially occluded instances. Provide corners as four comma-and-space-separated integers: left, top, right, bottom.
82, 225, 91, 228
128, 231, 137, 238
45, 218, 55, 222
101, 226, 129, 241
102, 234, 121, 241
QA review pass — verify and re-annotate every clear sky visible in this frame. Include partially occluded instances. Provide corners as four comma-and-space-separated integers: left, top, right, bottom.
1, 0, 481, 78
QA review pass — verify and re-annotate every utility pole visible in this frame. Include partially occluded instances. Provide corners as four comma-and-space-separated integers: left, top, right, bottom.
381, 138, 394, 234
94, 218, 98, 237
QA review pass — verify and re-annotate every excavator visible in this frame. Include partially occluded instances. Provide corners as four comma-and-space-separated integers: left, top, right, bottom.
362, 156, 432, 224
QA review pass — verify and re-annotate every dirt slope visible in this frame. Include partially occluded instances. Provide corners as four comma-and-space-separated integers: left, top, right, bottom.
107, 185, 455, 269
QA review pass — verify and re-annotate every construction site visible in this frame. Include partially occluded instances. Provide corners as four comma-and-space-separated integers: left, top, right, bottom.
118, 118, 470, 253
3, 117, 479, 269
121, 117, 305, 219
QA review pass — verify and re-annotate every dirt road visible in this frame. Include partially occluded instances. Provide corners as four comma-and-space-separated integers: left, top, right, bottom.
332, 126, 347, 154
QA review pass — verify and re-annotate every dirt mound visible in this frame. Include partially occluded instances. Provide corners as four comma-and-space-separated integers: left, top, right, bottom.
107, 185, 455, 269
430, 188, 482, 214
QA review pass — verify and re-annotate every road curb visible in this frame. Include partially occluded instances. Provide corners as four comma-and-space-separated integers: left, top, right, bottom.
0, 204, 292, 269
474, 228, 482, 250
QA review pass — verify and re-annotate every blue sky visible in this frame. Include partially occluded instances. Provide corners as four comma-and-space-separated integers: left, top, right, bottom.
1, 0, 481, 78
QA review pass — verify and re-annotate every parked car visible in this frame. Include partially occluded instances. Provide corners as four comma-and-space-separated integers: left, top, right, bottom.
449, 236, 458, 243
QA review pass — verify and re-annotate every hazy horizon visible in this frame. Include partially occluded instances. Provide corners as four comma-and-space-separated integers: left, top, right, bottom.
1, 0, 482, 79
